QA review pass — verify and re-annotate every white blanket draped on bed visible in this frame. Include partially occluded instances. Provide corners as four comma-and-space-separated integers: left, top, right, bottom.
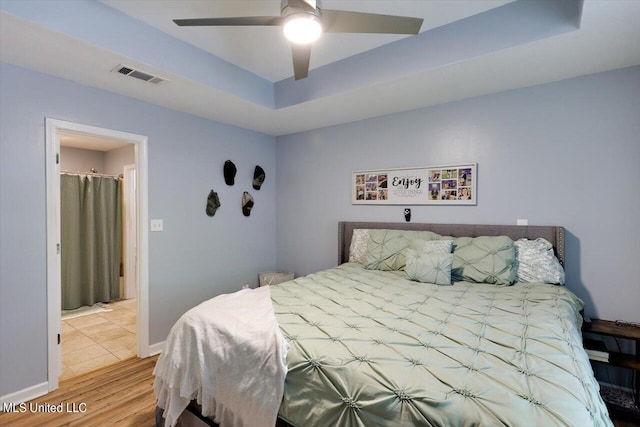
153, 286, 289, 427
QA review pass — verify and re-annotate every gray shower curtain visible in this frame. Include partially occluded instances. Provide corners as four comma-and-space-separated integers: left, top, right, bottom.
61, 174, 122, 310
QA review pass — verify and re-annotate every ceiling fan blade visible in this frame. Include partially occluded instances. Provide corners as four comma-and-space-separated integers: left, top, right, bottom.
291, 44, 312, 80
173, 16, 282, 27
322, 10, 423, 35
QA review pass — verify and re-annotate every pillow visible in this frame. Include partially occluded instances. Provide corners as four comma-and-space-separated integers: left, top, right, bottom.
365, 229, 441, 271
452, 236, 516, 285
409, 239, 453, 254
514, 238, 565, 284
405, 249, 454, 285
348, 229, 370, 264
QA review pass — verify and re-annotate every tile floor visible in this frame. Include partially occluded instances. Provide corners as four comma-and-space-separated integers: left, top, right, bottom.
61, 298, 137, 381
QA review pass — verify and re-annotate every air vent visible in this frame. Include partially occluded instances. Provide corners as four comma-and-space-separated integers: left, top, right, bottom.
111, 64, 166, 84
117, 66, 133, 75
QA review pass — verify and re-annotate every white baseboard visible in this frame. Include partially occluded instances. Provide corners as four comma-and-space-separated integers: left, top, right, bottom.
0, 382, 48, 406
148, 341, 166, 356
1, 342, 165, 408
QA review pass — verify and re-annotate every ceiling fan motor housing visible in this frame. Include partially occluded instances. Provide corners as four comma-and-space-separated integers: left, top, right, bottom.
281, 0, 322, 19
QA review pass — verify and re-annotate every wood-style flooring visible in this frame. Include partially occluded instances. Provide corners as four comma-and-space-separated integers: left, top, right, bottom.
1, 353, 636, 426
0, 355, 158, 427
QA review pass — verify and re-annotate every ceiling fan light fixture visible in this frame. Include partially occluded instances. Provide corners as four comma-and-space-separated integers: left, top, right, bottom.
283, 13, 322, 44
173, 0, 423, 80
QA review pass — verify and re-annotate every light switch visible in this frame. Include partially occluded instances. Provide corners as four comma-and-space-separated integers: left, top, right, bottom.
150, 219, 164, 232
517, 219, 528, 226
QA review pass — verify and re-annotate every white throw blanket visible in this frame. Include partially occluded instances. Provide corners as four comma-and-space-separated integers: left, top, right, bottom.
153, 286, 289, 427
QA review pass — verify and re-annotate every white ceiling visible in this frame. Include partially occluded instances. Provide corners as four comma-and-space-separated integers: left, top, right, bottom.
101, 0, 513, 82
60, 131, 131, 152
1, 1, 639, 136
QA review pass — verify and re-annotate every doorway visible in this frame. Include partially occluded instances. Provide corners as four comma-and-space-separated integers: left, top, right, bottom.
58, 136, 135, 380
45, 118, 149, 392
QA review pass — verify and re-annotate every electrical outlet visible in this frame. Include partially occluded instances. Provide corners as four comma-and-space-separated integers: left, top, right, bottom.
150, 219, 164, 232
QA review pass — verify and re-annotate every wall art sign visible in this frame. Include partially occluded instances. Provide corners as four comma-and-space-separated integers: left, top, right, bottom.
352, 163, 476, 205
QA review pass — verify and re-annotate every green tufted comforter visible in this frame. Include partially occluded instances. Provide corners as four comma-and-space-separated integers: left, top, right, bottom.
271, 263, 612, 427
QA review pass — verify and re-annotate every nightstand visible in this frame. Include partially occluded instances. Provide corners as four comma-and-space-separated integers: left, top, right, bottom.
258, 271, 294, 286
582, 318, 640, 421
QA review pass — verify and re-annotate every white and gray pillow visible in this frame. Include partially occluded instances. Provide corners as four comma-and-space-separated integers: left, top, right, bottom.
348, 229, 370, 264
408, 239, 453, 254
514, 238, 565, 285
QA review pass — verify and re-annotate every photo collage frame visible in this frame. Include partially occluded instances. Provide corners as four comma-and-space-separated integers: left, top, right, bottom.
352, 163, 476, 205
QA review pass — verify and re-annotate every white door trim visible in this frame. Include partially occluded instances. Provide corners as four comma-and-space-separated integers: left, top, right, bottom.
123, 164, 137, 300
45, 118, 150, 393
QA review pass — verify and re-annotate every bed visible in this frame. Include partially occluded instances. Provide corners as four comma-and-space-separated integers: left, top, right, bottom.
155, 222, 612, 427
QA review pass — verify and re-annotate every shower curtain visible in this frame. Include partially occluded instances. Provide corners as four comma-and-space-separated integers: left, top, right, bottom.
61, 174, 122, 310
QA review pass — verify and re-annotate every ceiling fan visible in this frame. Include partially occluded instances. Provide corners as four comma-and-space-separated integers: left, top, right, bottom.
173, 0, 423, 80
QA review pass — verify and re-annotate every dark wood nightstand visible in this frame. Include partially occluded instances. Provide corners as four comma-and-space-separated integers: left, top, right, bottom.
583, 318, 640, 422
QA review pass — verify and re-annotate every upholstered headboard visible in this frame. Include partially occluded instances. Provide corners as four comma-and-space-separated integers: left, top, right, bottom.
338, 222, 565, 266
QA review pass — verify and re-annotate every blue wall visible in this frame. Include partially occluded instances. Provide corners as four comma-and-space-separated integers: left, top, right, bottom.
276, 66, 640, 323
2, 59, 639, 399
0, 62, 277, 396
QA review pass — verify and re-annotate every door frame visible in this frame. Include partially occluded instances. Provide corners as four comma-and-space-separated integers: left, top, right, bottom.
45, 118, 150, 392
122, 164, 137, 300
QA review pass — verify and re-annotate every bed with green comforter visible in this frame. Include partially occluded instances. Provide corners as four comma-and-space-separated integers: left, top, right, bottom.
155, 223, 612, 427
271, 263, 612, 427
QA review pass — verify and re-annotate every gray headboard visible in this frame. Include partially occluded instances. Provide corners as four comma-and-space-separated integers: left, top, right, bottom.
338, 222, 565, 266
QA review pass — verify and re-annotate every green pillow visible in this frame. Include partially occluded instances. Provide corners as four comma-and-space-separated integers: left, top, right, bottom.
365, 229, 440, 271
452, 236, 516, 285
405, 249, 454, 285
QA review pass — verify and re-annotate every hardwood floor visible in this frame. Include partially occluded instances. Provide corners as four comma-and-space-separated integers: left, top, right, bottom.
0, 355, 158, 427
2, 354, 636, 427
